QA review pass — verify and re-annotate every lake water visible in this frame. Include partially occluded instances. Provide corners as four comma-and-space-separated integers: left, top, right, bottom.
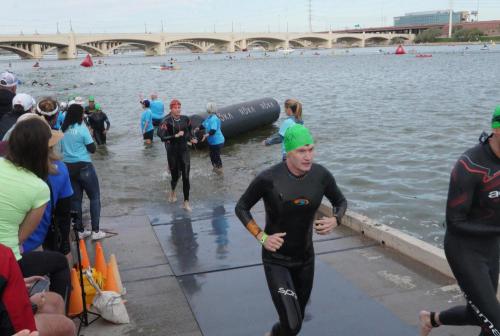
2, 44, 499, 247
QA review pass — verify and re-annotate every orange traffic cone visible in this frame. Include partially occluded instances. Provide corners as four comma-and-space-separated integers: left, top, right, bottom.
104, 261, 119, 293
94, 242, 107, 282
79, 240, 90, 269
109, 254, 124, 294
68, 268, 83, 316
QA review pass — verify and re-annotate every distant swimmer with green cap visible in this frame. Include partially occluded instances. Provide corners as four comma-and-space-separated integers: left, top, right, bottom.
419, 107, 500, 336
236, 124, 347, 336
84, 95, 96, 116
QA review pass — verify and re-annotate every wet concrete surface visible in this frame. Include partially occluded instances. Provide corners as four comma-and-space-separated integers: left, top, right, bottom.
81, 201, 479, 335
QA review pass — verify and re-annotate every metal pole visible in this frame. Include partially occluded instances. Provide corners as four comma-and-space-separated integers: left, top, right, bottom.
308, 0, 312, 32
448, 0, 453, 38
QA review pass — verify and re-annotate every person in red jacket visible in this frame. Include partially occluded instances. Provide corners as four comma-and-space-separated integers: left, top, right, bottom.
0, 243, 36, 335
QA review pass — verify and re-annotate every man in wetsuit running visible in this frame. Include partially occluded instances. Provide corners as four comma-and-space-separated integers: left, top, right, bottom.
157, 99, 197, 211
235, 124, 347, 336
419, 107, 500, 336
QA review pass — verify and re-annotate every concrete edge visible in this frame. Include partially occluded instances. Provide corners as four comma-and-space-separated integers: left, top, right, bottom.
317, 204, 454, 279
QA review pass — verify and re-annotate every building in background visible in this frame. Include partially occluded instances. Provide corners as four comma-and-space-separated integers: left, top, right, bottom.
394, 10, 469, 26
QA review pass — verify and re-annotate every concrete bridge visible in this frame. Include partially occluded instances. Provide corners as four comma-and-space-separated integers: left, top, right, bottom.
0, 32, 415, 59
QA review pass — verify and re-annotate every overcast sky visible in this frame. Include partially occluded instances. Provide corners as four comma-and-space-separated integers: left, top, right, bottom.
2, 0, 499, 34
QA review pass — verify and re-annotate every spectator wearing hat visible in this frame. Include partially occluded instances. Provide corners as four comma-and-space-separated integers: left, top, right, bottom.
0, 93, 35, 140
35, 97, 60, 130
0, 72, 18, 119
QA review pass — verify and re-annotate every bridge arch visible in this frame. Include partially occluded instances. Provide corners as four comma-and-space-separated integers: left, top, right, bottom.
166, 41, 204, 52
336, 36, 363, 46
0, 45, 34, 59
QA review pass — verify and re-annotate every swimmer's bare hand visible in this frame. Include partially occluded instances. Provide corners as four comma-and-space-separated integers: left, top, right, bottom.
175, 131, 184, 138
191, 138, 198, 144
263, 232, 286, 252
314, 216, 337, 235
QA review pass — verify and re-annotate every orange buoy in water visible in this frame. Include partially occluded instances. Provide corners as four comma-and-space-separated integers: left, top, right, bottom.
395, 45, 406, 55
80, 54, 93, 67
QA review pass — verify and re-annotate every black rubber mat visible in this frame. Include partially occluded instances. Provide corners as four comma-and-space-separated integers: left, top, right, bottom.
151, 203, 371, 276
178, 261, 416, 336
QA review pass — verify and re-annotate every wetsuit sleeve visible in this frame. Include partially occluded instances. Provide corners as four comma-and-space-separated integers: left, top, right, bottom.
235, 173, 268, 237
446, 159, 500, 235
323, 170, 347, 223
157, 119, 175, 141
104, 113, 110, 130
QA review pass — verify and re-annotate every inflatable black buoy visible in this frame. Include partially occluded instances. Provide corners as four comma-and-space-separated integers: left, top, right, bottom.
190, 97, 280, 140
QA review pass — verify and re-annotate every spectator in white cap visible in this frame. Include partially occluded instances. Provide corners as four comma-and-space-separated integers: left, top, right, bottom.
0, 93, 35, 140
0, 72, 18, 119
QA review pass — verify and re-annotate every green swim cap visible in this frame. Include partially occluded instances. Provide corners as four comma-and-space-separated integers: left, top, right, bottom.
492, 106, 500, 129
284, 124, 314, 153
89, 95, 95, 102
95, 103, 101, 111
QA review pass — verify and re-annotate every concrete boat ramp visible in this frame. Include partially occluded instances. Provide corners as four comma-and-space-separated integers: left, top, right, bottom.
81, 200, 477, 335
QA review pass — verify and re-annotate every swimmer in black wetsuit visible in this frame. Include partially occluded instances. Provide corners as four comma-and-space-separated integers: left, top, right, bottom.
157, 99, 198, 211
236, 124, 347, 336
87, 103, 110, 145
419, 107, 500, 336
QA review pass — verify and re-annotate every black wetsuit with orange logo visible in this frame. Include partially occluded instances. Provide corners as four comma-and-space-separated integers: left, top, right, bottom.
439, 136, 500, 335
235, 162, 347, 336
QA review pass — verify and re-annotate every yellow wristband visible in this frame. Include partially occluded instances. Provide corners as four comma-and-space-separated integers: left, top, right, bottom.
260, 232, 268, 245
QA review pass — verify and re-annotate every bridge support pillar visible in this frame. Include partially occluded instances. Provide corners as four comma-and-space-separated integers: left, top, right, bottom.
326, 39, 333, 49
145, 43, 166, 56
32, 44, 43, 59
284, 40, 290, 49
240, 39, 247, 50
58, 33, 77, 59
361, 32, 366, 48
227, 41, 235, 53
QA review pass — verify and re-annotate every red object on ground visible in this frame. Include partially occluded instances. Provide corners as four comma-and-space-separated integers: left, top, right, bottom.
80, 54, 93, 67
395, 45, 406, 55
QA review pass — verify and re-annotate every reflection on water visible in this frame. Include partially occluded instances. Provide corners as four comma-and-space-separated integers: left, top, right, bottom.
211, 206, 229, 260
170, 215, 199, 272
3, 45, 500, 247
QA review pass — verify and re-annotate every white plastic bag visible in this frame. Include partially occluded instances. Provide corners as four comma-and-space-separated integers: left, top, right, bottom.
92, 291, 130, 324
84, 270, 130, 324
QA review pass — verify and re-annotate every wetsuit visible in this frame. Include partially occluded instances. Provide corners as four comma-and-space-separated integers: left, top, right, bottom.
439, 135, 500, 335
235, 162, 347, 336
87, 112, 110, 145
157, 115, 193, 201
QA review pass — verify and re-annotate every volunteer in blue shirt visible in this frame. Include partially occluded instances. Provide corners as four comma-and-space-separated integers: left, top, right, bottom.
263, 99, 304, 161
149, 93, 165, 128
60, 104, 105, 241
200, 102, 225, 174
140, 99, 154, 145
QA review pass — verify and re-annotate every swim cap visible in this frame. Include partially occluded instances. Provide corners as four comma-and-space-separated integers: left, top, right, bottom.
170, 99, 181, 108
95, 103, 101, 111
284, 124, 314, 153
492, 105, 500, 129
89, 95, 95, 102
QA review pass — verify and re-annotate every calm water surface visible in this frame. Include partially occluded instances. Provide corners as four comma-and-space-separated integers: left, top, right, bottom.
2, 44, 499, 247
